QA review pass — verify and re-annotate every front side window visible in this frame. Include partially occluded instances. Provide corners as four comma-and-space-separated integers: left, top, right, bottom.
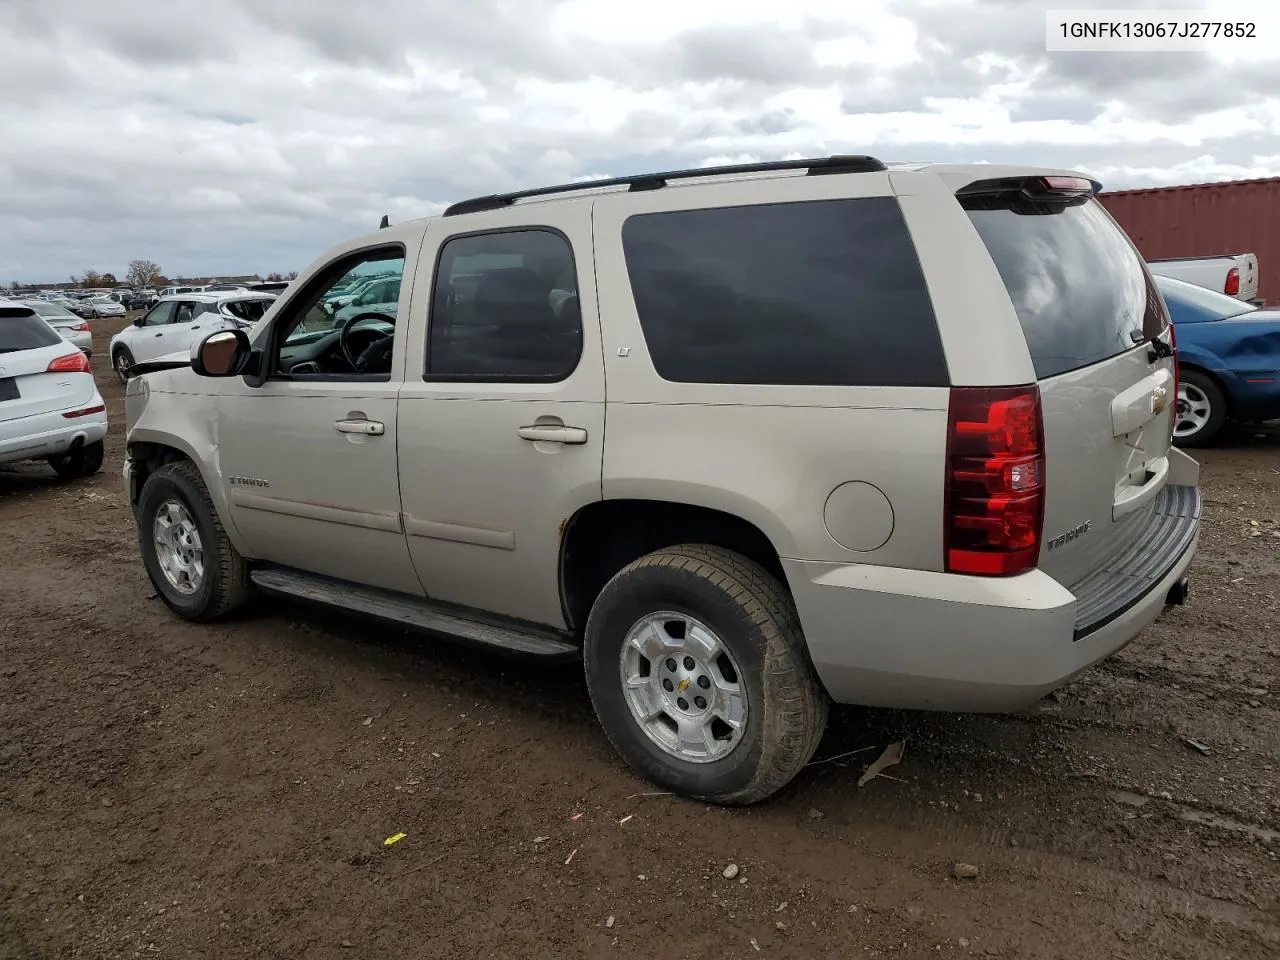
143, 302, 177, 326
427, 229, 582, 381
270, 248, 405, 378
621, 198, 947, 387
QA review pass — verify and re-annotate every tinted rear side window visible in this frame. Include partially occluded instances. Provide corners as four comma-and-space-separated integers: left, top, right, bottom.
621, 198, 947, 387
961, 194, 1165, 379
0, 313, 62, 353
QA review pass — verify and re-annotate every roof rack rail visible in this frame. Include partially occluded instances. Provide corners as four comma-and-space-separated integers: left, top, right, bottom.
442, 154, 887, 217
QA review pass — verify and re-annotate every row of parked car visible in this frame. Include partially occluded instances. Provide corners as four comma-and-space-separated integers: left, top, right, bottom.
17, 281, 291, 316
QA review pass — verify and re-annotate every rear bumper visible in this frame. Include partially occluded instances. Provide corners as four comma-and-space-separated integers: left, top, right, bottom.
786, 484, 1202, 713
0, 402, 108, 465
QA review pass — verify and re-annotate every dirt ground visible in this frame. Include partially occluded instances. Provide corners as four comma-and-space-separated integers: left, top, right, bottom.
1, 315, 1277, 960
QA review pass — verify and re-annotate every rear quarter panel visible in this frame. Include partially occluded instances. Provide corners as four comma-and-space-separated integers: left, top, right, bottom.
591, 171, 1010, 570
1178, 317, 1280, 418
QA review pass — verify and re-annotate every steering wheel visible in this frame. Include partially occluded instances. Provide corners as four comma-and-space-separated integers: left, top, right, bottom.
337, 312, 396, 371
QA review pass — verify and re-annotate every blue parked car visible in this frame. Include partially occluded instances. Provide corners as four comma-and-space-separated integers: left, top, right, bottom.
1156, 275, 1280, 446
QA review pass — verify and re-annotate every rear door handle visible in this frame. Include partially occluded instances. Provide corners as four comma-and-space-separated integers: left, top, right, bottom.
517, 424, 588, 445
334, 418, 385, 436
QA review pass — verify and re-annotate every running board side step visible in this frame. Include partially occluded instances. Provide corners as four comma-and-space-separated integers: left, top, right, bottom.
249, 566, 579, 660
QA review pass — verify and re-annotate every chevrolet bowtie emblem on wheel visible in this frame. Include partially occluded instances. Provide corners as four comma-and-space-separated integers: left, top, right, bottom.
677, 678, 691, 693
1151, 385, 1168, 414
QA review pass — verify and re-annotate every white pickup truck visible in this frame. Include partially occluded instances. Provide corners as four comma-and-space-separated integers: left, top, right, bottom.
1146, 253, 1259, 303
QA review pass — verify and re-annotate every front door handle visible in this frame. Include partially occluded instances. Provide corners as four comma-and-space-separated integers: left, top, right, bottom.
517, 424, 588, 444
335, 418, 385, 436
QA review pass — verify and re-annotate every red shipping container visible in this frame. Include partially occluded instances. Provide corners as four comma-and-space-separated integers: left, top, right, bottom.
1098, 177, 1280, 305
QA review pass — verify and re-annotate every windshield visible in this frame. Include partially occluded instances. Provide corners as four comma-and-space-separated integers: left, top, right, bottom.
1156, 275, 1256, 320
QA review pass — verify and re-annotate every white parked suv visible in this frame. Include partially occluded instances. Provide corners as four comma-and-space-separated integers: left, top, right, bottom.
110, 292, 278, 381
0, 300, 107, 477
122, 157, 1201, 804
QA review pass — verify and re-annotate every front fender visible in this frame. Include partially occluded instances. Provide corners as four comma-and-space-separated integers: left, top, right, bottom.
125, 384, 249, 556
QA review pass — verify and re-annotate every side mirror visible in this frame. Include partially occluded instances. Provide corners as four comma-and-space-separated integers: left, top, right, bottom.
133, 317, 144, 327
191, 328, 251, 377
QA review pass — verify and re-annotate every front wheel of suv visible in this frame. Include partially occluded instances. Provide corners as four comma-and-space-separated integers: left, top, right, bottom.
137, 460, 252, 622
583, 544, 828, 805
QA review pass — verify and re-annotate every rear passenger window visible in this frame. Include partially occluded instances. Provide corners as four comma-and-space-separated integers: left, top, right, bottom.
621, 198, 947, 387
427, 230, 582, 381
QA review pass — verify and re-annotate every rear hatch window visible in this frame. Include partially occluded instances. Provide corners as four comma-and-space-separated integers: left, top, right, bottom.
959, 185, 1166, 379
0, 311, 63, 353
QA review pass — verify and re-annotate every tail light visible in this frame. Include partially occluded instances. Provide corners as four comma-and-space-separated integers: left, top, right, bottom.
47, 352, 92, 374
944, 386, 1046, 577
1169, 323, 1179, 440
1225, 267, 1240, 296
72, 322, 90, 332
62, 404, 105, 419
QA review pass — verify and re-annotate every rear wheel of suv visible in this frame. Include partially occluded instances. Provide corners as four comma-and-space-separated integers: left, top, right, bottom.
1174, 369, 1226, 447
48, 439, 104, 479
113, 346, 135, 383
137, 461, 252, 622
583, 544, 828, 805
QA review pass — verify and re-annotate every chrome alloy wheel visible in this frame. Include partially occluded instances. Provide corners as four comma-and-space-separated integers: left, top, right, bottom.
153, 498, 204, 595
1175, 382, 1212, 439
618, 611, 748, 763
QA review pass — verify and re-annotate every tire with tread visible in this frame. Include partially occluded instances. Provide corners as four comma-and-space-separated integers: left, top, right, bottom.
48, 439, 104, 479
583, 543, 828, 805
137, 460, 252, 621
1175, 368, 1227, 447
113, 346, 135, 383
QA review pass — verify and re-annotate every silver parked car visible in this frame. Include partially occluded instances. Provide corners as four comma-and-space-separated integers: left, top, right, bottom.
79, 297, 127, 319
23, 300, 93, 355
122, 157, 1201, 805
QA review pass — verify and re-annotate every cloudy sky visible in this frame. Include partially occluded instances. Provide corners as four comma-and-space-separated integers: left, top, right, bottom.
2, 0, 1278, 284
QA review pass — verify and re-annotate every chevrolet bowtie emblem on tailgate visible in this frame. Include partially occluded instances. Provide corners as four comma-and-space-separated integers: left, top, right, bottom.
1151, 385, 1169, 415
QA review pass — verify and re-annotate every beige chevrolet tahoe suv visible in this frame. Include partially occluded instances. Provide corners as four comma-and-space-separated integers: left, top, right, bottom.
123, 156, 1202, 804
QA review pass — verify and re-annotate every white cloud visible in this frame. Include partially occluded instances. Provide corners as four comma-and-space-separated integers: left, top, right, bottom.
0, 0, 1277, 283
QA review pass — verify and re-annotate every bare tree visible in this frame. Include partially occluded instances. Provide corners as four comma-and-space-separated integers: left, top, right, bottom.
265, 272, 284, 282
285, 271, 298, 280
126, 259, 163, 290
82, 269, 103, 288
